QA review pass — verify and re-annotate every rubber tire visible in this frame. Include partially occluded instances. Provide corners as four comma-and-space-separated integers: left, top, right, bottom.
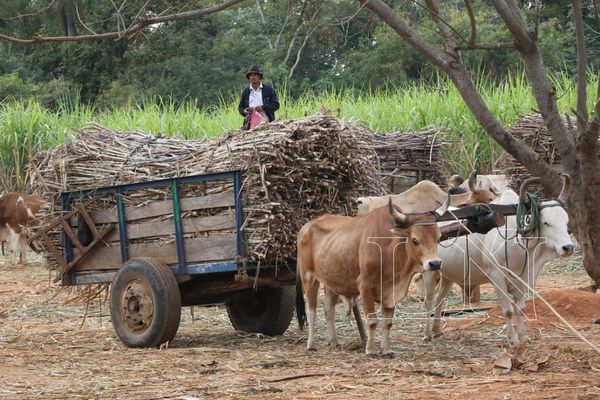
110, 258, 181, 348
226, 286, 295, 336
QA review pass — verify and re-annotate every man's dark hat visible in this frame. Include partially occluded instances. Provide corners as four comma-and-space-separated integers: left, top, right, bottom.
246, 64, 263, 79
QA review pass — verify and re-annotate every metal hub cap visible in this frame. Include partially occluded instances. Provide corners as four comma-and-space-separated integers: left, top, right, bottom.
120, 279, 154, 333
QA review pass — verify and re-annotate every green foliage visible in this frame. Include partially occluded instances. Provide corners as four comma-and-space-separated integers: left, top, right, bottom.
0, 101, 72, 191
0, 73, 38, 102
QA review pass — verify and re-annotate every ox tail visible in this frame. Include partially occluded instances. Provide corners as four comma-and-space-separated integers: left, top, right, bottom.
295, 271, 307, 331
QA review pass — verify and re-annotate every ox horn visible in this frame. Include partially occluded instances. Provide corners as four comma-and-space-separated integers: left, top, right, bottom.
557, 173, 572, 205
388, 197, 406, 225
434, 194, 451, 218
468, 170, 479, 193
519, 177, 542, 204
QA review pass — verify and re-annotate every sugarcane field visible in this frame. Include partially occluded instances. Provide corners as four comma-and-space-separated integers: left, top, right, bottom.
4, 3, 600, 400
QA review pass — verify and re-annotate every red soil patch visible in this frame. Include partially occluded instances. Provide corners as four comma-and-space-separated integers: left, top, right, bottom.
524, 288, 600, 325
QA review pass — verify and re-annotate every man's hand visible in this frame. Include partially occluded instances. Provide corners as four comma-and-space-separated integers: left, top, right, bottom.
244, 107, 253, 115
255, 105, 263, 112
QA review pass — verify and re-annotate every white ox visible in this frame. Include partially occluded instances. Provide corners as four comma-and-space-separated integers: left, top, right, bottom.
423, 174, 574, 345
437, 173, 511, 302
356, 171, 496, 215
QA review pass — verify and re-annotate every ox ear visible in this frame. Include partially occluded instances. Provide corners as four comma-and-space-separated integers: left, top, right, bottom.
468, 170, 480, 193
519, 177, 542, 204
388, 197, 407, 226
434, 194, 451, 218
557, 173, 572, 205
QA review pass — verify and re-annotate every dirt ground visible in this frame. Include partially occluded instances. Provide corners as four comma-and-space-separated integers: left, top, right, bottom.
1, 251, 600, 400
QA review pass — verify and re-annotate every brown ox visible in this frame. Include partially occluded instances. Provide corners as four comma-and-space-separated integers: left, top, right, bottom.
356, 171, 495, 216
296, 198, 448, 357
0, 193, 45, 265
448, 173, 509, 197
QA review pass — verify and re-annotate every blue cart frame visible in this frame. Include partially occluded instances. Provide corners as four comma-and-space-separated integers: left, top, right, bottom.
60, 170, 261, 285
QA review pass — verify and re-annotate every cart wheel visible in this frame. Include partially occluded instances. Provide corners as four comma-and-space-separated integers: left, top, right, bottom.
110, 258, 181, 348
226, 286, 295, 336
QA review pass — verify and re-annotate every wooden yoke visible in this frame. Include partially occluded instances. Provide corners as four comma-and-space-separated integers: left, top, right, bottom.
437, 204, 517, 241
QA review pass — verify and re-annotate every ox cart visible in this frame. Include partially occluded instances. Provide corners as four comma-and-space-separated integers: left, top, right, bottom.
32, 168, 523, 349
34, 170, 297, 348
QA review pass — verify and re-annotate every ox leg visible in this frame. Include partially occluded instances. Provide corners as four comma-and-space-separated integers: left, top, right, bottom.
6, 229, 21, 265
413, 273, 425, 301
462, 285, 481, 304
323, 289, 340, 348
423, 270, 440, 341
491, 275, 517, 346
305, 280, 320, 351
18, 235, 28, 266
362, 297, 378, 356
513, 292, 530, 343
380, 305, 395, 358
432, 276, 453, 338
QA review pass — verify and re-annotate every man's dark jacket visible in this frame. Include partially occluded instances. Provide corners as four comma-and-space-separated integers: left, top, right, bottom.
238, 83, 280, 122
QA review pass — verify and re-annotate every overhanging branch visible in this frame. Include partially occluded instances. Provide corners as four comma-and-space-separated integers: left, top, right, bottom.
0, 0, 246, 44
457, 41, 515, 50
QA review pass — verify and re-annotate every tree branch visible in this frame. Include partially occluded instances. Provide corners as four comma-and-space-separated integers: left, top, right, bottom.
288, 24, 319, 79
492, 0, 578, 184
283, 1, 309, 65
0, 0, 57, 21
255, 0, 273, 51
0, 0, 246, 44
273, 0, 293, 51
464, 0, 476, 46
456, 41, 515, 51
490, 0, 532, 51
424, 0, 459, 55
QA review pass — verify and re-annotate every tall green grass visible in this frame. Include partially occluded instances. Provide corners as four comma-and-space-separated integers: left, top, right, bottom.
1, 72, 597, 191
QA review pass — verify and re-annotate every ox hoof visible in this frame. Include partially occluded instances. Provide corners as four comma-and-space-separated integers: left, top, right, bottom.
328, 343, 342, 349
422, 336, 432, 343
306, 347, 317, 352
381, 352, 395, 359
519, 335, 531, 344
366, 352, 379, 358
433, 332, 444, 339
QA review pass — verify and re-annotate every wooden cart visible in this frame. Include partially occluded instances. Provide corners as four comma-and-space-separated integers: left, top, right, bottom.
36, 170, 296, 348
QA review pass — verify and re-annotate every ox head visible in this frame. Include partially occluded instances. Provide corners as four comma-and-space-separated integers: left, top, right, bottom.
467, 171, 497, 204
519, 174, 574, 257
387, 196, 449, 271
448, 174, 468, 195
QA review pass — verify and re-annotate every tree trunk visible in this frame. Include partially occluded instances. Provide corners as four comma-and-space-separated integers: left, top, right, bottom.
60, 0, 78, 37
574, 81, 600, 286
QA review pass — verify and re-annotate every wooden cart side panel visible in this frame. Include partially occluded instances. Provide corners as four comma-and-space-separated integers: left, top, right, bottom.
74, 234, 237, 271
102, 214, 236, 242
75, 192, 235, 224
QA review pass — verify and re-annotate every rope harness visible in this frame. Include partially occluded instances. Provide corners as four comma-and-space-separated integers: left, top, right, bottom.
462, 193, 544, 284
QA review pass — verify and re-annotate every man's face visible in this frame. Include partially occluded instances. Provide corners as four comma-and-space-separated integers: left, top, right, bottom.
249, 72, 261, 85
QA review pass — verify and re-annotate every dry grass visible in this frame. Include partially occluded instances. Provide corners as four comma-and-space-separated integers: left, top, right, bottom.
1, 252, 599, 400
